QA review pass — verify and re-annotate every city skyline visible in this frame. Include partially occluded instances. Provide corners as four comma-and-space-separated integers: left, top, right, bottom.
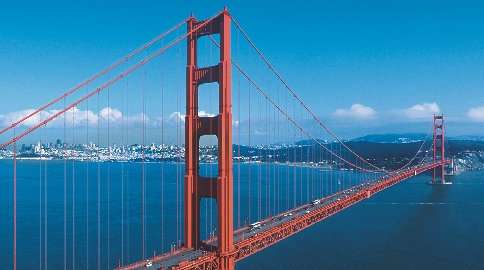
2, 0, 484, 145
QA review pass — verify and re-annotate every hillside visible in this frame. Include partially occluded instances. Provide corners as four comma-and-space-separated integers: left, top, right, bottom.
236, 136, 484, 171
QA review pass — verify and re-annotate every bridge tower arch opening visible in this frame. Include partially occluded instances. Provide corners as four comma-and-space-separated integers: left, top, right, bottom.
184, 8, 234, 269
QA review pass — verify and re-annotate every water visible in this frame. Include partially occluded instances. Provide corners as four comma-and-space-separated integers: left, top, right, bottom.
1, 160, 188, 269
1, 160, 483, 269
236, 171, 484, 269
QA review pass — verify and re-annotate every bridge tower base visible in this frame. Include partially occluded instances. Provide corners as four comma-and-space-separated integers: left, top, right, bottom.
426, 181, 452, 185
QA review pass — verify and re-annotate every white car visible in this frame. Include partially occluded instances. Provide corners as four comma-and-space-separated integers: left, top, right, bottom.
145, 260, 153, 267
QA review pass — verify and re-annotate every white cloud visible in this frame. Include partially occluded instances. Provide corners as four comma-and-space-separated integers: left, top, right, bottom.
333, 104, 376, 119
125, 113, 150, 126
0, 109, 39, 127
0, 107, 122, 128
198, 111, 216, 117
0, 107, 111, 128
467, 106, 484, 122
0, 108, 240, 130
168, 112, 185, 122
51, 107, 99, 126
99, 107, 122, 121
163, 111, 214, 123
404, 102, 440, 119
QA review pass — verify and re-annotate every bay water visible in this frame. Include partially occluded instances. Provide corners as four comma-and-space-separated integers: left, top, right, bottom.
1, 160, 483, 269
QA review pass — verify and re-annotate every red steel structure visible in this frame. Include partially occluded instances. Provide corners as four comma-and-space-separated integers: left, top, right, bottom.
184, 8, 234, 269
433, 115, 446, 183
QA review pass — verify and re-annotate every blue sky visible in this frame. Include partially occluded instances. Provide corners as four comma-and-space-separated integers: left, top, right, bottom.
1, 0, 484, 145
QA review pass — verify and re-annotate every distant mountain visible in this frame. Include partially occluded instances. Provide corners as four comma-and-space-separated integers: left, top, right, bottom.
352, 133, 484, 143
352, 133, 428, 143
446, 140, 484, 155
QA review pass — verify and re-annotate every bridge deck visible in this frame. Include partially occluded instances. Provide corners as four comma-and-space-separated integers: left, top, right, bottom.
117, 161, 448, 270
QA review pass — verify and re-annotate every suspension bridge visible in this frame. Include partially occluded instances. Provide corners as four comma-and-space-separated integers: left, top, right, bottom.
1, 8, 452, 270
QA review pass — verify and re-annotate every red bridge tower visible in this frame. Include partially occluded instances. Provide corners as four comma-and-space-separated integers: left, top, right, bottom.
431, 114, 449, 184
184, 8, 234, 269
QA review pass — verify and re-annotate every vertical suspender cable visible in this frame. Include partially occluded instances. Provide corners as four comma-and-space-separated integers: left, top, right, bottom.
320, 123, 323, 198
142, 63, 146, 260
13, 127, 17, 270
360, 156, 363, 185
63, 99, 67, 269
179, 33, 183, 250
161, 41, 165, 264
348, 144, 351, 187
293, 98, 296, 209
247, 40, 251, 223
120, 59, 125, 267
40, 120, 44, 268
266, 66, 270, 218
107, 71, 111, 269
175, 28, 180, 250
340, 144, 343, 192
85, 85, 90, 269
175, 27, 182, 249
39, 124, 42, 270
284, 86, 290, 210
257, 58, 261, 221
300, 103, 303, 205
44, 122, 48, 269
328, 146, 331, 196
71, 101, 76, 269
272, 82, 277, 218
97, 92, 101, 270
317, 122, 320, 198
355, 155, 358, 186
126, 60, 130, 263
285, 86, 289, 212
276, 82, 280, 215
211, 45, 214, 241
247, 40, 252, 224
237, 29, 241, 229
307, 110, 310, 202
